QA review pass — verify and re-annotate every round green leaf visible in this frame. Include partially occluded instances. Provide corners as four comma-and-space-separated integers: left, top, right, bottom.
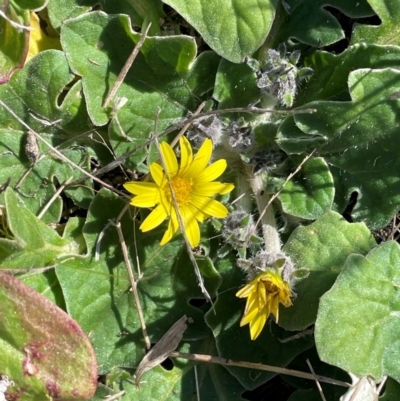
163, 0, 278, 63
269, 157, 334, 220
315, 241, 400, 382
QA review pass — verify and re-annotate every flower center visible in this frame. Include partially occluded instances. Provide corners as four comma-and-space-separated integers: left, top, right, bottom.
264, 281, 279, 294
165, 176, 194, 205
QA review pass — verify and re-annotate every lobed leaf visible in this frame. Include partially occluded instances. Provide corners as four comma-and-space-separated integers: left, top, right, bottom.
297, 44, 400, 105
352, 0, 400, 46
61, 11, 219, 169
274, 0, 374, 48
278, 68, 400, 229
0, 50, 107, 220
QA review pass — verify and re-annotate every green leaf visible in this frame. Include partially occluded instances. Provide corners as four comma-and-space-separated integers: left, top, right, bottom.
297, 44, 400, 105
0, 50, 90, 134
274, 0, 374, 47
277, 68, 400, 229
61, 12, 218, 168
279, 211, 376, 331
0, 272, 97, 401
12, 0, 47, 10
0, 2, 29, 83
315, 241, 400, 382
48, 0, 161, 32
47, 0, 96, 30
268, 157, 334, 220
0, 188, 78, 268
352, 0, 400, 46
162, 0, 278, 63
61, 11, 197, 127
0, 129, 92, 222
213, 59, 260, 109
0, 50, 106, 220
56, 189, 221, 373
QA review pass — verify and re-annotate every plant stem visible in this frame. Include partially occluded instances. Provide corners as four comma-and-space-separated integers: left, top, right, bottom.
249, 170, 281, 254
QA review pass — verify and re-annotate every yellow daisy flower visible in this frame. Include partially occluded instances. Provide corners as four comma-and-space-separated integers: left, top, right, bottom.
124, 136, 234, 247
236, 270, 293, 340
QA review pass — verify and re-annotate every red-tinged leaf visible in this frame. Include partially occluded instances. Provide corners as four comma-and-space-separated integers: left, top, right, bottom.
0, 4, 29, 84
0, 272, 97, 401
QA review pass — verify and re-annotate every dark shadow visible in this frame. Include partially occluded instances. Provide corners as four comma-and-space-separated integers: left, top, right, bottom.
342, 190, 358, 222
243, 375, 295, 401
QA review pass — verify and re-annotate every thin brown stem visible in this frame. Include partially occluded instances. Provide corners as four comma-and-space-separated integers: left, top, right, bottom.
103, 23, 152, 109
0, 101, 129, 199
110, 213, 151, 350
169, 351, 350, 388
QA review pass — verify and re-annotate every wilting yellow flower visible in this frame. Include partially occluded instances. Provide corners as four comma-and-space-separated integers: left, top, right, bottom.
124, 136, 234, 247
236, 270, 293, 340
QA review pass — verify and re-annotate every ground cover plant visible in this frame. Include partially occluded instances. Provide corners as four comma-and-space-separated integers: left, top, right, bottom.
1, 0, 400, 400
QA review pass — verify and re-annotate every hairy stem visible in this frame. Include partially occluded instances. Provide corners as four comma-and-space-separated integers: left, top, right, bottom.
249, 171, 281, 254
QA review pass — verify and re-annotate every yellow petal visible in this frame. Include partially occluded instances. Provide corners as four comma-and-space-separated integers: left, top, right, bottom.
140, 205, 168, 232
160, 207, 179, 245
280, 290, 293, 307
190, 196, 229, 218
236, 281, 258, 298
243, 291, 257, 316
258, 282, 267, 310
124, 181, 158, 196
180, 206, 200, 247
185, 203, 207, 222
218, 183, 235, 195
249, 309, 268, 340
160, 141, 178, 176
179, 136, 193, 173
130, 191, 159, 208
187, 138, 212, 176
270, 296, 280, 321
192, 182, 234, 197
150, 162, 165, 187
196, 159, 227, 183
240, 302, 258, 327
